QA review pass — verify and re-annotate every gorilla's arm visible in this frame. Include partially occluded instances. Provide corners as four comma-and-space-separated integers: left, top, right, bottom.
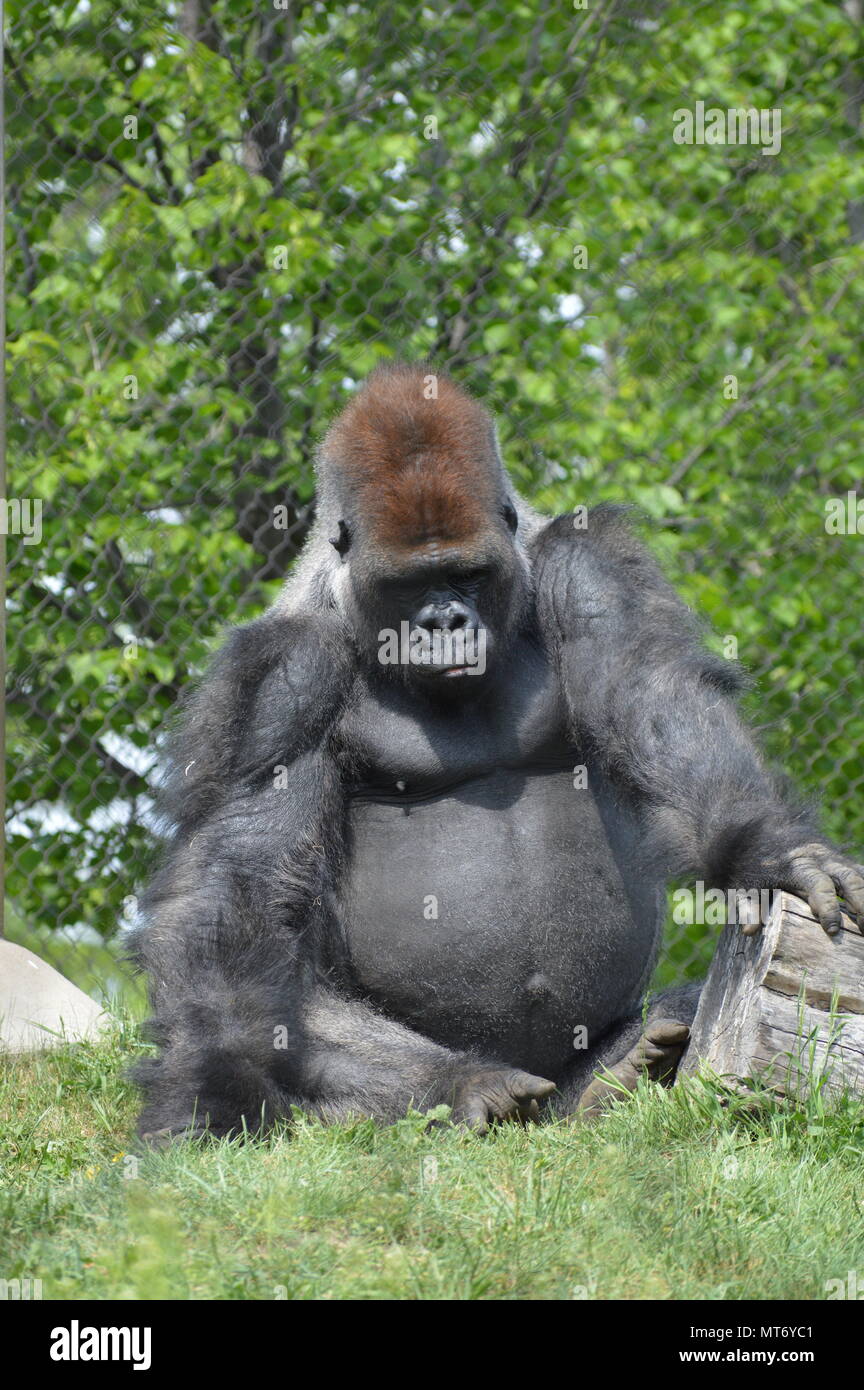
533, 506, 864, 935
298, 991, 554, 1131
131, 611, 552, 1138
129, 609, 350, 1136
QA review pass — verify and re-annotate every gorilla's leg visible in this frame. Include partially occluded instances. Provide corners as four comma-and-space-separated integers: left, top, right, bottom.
297, 989, 556, 1132
553, 982, 701, 1119
135, 944, 557, 1143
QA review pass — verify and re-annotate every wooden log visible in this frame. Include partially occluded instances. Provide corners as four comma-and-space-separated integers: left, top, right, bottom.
680, 891, 864, 1099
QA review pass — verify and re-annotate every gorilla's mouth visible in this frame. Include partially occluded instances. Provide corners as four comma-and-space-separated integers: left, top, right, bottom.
381, 622, 490, 679
414, 653, 486, 678
413, 660, 472, 678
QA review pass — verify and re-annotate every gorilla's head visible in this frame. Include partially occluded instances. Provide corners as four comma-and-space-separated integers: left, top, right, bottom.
316, 364, 530, 691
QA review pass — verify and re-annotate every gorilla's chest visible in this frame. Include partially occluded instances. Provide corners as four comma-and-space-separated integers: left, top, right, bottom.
340, 639, 567, 798
335, 653, 664, 1076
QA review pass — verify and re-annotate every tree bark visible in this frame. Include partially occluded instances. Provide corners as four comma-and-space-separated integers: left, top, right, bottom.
680, 892, 864, 1099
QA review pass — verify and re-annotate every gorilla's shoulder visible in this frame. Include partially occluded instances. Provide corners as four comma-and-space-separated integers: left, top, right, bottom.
530, 503, 656, 595
533, 503, 642, 559
531, 505, 745, 697
157, 607, 355, 824
212, 606, 353, 692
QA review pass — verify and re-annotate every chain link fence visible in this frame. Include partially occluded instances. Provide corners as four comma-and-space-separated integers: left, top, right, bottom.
7, 0, 864, 1005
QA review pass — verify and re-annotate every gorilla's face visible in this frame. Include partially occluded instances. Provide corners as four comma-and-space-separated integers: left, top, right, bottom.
345, 536, 528, 693
319, 366, 526, 694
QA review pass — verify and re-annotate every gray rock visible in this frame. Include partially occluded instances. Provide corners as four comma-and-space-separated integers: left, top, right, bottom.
0, 940, 108, 1051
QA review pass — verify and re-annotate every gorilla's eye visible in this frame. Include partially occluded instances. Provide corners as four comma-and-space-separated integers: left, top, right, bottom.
454, 567, 489, 589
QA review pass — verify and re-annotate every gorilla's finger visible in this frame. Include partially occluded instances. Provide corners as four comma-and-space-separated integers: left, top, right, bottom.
140, 1123, 211, 1148
735, 891, 763, 932
508, 1070, 557, 1102
795, 864, 843, 935
824, 862, 864, 928
644, 1020, 690, 1047
455, 1098, 490, 1134
516, 1099, 541, 1125
140, 1127, 178, 1148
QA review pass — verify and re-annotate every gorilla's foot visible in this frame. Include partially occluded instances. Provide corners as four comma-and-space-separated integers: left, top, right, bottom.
574, 1019, 691, 1120
450, 1066, 557, 1134
139, 1122, 213, 1148
137, 1106, 253, 1146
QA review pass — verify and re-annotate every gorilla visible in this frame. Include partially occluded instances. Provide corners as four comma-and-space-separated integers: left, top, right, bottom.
131, 363, 864, 1140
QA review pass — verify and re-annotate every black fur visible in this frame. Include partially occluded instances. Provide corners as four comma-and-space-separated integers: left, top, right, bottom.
131, 379, 863, 1140
531, 506, 819, 887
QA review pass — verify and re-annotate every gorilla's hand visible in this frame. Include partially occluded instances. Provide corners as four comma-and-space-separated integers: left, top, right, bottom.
139, 1122, 214, 1148
738, 841, 864, 938
450, 1067, 556, 1133
134, 1036, 278, 1145
136, 1089, 253, 1146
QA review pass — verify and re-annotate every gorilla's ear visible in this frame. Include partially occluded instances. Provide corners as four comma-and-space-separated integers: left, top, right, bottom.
502, 501, 518, 534
329, 519, 352, 557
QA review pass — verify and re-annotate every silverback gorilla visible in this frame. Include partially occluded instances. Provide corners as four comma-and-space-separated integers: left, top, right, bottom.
132, 363, 864, 1141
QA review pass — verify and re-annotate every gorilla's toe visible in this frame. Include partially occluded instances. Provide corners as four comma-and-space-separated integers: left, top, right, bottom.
138, 1121, 216, 1147
574, 1018, 691, 1119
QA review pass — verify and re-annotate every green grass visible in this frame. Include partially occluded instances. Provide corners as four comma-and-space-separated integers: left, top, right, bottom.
2, 1018, 864, 1300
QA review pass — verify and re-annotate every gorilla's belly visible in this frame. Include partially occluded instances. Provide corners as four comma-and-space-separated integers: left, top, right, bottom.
340, 767, 664, 1077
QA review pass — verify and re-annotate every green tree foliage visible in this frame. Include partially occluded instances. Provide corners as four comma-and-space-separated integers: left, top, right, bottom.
6, 0, 864, 969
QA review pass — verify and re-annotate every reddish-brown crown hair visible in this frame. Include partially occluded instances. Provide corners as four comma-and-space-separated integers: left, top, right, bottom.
321, 364, 501, 552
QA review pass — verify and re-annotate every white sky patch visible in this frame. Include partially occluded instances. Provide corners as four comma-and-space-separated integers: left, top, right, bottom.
39, 572, 67, 594
8, 803, 80, 837
88, 794, 157, 834
468, 127, 497, 155
100, 730, 161, 780
145, 507, 184, 525
160, 309, 216, 344
557, 293, 585, 322
513, 233, 543, 268
55, 921, 106, 946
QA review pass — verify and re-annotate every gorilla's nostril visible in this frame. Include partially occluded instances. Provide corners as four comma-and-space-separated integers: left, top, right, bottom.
414, 601, 472, 632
